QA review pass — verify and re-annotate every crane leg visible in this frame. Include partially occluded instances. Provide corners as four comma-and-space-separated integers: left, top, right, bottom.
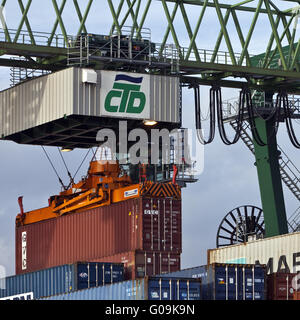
253, 116, 288, 237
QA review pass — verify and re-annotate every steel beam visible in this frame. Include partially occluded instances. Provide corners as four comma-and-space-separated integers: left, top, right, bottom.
253, 116, 289, 237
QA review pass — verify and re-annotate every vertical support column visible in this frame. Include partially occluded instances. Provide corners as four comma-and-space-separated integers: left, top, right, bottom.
252, 114, 288, 237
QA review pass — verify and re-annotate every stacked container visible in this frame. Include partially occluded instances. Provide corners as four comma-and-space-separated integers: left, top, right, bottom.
40, 276, 201, 300
154, 263, 266, 300
267, 273, 298, 300
16, 197, 182, 279
0, 262, 124, 300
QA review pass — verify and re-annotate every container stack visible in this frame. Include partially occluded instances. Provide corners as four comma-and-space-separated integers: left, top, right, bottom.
0, 262, 124, 300
153, 263, 267, 300
15, 184, 182, 280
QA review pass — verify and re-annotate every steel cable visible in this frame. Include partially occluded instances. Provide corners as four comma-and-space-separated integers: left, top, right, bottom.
41, 146, 66, 190
58, 147, 75, 188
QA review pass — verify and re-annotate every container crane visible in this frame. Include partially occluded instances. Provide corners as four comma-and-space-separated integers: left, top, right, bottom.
1, 0, 300, 239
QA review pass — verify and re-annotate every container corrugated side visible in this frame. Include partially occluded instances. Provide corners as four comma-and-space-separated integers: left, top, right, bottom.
0, 262, 124, 300
1, 68, 180, 139
40, 277, 201, 300
0, 68, 74, 137
208, 232, 300, 274
16, 197, 181, 275
154, 265, 206, 279
0, 264, 75, 300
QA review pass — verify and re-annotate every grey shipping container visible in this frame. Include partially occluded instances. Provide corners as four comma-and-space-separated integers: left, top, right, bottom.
41, 276, 201, 300
0, 68, 181, 148
155, 263, 266, 300
0, 262, 124, 300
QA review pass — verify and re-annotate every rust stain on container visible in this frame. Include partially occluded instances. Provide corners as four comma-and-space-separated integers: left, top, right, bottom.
16, 197, 181, 274
94, 250, 181, 280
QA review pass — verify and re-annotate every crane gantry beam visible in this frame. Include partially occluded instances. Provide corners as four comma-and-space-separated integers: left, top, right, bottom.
0, 0, 300, 91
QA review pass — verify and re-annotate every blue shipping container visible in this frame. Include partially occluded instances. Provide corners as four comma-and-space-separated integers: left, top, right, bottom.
156, 263, 266, 300
41, 277, 201, 300
0, 262, 124, 300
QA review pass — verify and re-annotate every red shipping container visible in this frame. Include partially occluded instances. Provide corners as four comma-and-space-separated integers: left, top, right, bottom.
16, 197, 181, 274
267, 273, 298, 300
94, 250, 181, 280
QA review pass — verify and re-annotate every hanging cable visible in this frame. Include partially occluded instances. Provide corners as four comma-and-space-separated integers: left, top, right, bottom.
58, 147, 74, 188
283, 92, 300, 148
41, 146, 67, 190
216, 86, 245, 145
72, 148, 92, 182
193, 84, 216, 144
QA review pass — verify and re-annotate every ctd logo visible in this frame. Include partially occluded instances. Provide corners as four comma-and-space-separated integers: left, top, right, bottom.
104, 74, 146, 114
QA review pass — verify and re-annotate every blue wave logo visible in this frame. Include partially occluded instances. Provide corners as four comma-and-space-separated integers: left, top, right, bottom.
115, 74, 143, 84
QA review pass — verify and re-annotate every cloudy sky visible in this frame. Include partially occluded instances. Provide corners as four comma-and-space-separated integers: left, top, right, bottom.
0, 0, 300, 276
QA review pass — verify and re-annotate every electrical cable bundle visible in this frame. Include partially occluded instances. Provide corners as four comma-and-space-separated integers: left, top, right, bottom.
194, 84, 216, 144
216, 87, 245, 145
282, 92, 300, 148
193, 84, 300, 148
244, 88, 267, 146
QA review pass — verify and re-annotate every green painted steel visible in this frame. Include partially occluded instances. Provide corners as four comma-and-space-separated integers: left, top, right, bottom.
0, 0, 299, 90
252, 116, 289, 237
0, 0, 298, 240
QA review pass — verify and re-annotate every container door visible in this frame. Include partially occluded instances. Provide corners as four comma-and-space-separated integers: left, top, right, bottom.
169, 199, 182, 252
142, 199, 160, 251
145, 252, 155, 276
103, 263, 114, 284
213, 266, 227, 300
77, 263, 97, 290
111, 264, 124, 283
237, 266, 263, 300
174, 280, 201, 301
148, 278, 173, 300
253, 266, 265, 300
226, 266, 238, 300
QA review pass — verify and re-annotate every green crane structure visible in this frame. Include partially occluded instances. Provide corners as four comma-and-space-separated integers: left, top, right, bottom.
1, 0, 300, 238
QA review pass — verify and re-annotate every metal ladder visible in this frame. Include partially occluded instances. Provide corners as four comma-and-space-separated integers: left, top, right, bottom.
230, 120, 300, 232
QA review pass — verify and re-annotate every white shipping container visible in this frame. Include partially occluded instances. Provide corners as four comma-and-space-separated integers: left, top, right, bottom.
208, 232, 300, 274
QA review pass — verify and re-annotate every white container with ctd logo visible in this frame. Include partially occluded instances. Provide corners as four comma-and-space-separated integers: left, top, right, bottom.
0, 67, 181, 147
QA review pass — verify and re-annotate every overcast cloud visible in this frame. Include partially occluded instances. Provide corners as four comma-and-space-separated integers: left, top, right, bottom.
0, 1, 299, 276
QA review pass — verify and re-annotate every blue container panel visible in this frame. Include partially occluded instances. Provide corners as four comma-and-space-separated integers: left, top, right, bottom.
42, 279, 146, 300
76, 263, 124, 290
41, 277, 201, 301
210, 265, 266, 301
176, 280, 201, 300
0, 262, 124, 300
0, 265, 75, 300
